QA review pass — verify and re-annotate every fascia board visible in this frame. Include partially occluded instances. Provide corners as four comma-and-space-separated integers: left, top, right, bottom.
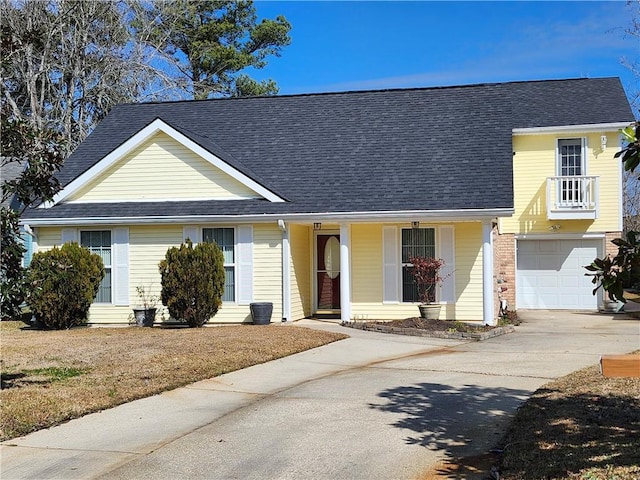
21, 207, 515, 226
512, 122, 631, 135
45, 119, 285, 208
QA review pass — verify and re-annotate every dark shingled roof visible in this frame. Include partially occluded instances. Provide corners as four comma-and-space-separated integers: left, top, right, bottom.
22, 77, 634, 222
1, 159, 25, 209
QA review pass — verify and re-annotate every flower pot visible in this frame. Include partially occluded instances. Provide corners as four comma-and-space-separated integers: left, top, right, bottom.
418, 304, 442, 320
250, 302, 273, 325
133, 308, 156, 327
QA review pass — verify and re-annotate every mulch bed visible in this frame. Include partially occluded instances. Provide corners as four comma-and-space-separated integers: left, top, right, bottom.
343, 317, 515, 341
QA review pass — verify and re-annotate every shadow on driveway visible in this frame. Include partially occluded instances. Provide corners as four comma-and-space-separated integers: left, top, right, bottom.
369, 382, 529, 459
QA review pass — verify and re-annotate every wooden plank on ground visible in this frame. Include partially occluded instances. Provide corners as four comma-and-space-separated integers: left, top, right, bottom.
600, 354, 640, 378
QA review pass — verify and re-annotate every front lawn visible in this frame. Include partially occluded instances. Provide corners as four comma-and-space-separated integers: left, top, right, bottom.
499, 358, 640, 479
0, 321, 347, 440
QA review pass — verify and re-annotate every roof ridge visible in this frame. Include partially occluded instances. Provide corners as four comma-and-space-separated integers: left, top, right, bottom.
113, 77, 617, 108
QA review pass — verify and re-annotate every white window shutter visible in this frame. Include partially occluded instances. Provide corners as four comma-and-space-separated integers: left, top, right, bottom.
113, 227, 130, 306
382, 226, 399, 303
439, 226, 456, 303
237, 225, 253, 305
61, 228, 77, 244
183, 225, 199, 244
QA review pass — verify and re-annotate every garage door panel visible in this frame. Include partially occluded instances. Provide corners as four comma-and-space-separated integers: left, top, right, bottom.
539, 256, 562, 270
517, 239, 602, 310
539, 241, 560, 253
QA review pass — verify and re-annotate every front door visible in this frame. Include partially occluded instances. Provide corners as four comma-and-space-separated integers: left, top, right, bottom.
316, 234, 340, 310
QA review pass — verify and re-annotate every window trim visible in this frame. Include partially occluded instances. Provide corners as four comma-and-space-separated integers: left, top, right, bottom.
80, 229, 113, 304
202, 226, 237, 304
556, 137, 587, 177
400, 226, 438, 304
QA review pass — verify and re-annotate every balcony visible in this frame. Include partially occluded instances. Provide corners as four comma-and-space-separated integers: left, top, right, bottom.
546, 176, 599, 220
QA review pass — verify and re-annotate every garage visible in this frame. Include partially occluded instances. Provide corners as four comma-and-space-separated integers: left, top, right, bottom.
516, 239, 603, 310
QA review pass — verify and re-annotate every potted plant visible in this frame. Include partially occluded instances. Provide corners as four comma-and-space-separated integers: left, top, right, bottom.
132, 285, 159, 327
409, 256, 448, 320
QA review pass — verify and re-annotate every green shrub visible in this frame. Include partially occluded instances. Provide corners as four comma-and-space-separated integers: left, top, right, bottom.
26, 242, 104, 329
159, 240, 225, 327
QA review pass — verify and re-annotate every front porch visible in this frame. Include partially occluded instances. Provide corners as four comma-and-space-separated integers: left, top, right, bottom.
284, 220, 498, 325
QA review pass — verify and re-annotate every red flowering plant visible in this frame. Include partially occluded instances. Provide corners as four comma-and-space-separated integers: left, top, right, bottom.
408, 256, 448, 304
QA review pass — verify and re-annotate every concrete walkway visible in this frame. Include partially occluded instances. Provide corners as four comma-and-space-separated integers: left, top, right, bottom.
2, 311, 638, 479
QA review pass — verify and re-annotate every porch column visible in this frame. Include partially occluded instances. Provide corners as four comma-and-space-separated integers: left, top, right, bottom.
340, 223, 351, 323
280, 221, 291, 322
482, 219, 496, 326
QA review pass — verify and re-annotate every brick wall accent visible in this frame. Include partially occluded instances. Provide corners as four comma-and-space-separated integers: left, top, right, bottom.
605, 231, 622, 259
493, 231, 516, 315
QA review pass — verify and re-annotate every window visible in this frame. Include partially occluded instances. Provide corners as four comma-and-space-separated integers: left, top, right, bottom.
20, 228, 33, 268
557, 138, 586, 203
558, 138, 583, 176
203, 227, 235, 302
80, 230, 112, 303
401, 228, 436, 302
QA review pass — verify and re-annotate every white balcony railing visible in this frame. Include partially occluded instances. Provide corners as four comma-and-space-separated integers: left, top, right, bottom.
546, 176, 599, 220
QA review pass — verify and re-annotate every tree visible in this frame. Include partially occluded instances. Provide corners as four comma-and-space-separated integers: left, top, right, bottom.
0, 0, 177, 152
621, 1, 640, 232
26, 242, 105, 329
2, 0, 292, 151
0, 107, 66, 321
139, 0, 291, 99
159, 240, 225, 327
586, 123, 640, 303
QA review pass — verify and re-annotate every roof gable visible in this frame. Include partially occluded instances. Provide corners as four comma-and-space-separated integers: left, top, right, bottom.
45, 119, 286, 207
66, 131, 263, 203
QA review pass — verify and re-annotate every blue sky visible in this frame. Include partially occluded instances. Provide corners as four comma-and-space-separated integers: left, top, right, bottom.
251, 1, 639, 107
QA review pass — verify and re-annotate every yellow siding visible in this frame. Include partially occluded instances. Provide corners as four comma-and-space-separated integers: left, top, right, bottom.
290, 224, 311, 320
32, 224, 283, 325
349, 222, 483, 321
252, 224, 283, 321
501, 132, 621, 234
351, 224, 383, 305
452, 223, 483, 320
68, 132, 260, 202
35, 227, 61, 251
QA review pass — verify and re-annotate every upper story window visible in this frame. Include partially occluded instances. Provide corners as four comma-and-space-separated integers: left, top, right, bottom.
401, 227, 436, 303
202, 227, 235, 302
80, 230, 112, 303
557, 138, 585, 176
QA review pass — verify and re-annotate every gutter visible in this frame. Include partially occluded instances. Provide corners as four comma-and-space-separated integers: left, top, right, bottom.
20, 208, 515, 227
512, 122, 630, 135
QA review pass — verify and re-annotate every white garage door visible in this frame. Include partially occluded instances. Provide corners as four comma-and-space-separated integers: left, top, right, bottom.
516, 239, 602, 310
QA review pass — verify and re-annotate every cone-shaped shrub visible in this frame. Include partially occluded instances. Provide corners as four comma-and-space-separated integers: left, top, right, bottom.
159, 240, 225, 327
26, 242, 105, 329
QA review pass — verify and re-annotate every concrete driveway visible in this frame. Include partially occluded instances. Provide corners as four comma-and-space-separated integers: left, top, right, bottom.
2, 311, 638, 479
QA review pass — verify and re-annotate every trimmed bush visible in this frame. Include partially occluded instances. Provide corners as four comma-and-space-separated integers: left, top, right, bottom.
159, 240, 225, 327
26, 242, 105, 329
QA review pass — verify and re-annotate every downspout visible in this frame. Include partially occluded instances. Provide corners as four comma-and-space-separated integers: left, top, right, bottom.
278, 220, 291, 322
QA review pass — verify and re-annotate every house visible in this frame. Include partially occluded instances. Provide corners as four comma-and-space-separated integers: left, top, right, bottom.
20, 78, 634, 325
2, 159, 34, 267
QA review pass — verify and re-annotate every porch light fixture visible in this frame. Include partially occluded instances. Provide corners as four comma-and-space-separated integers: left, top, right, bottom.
313, 222, 322, 231
411, 221, 420, 229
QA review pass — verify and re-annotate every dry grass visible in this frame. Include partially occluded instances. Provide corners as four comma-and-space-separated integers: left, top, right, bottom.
499, 357, 640, 480
0, 321, 347, 441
